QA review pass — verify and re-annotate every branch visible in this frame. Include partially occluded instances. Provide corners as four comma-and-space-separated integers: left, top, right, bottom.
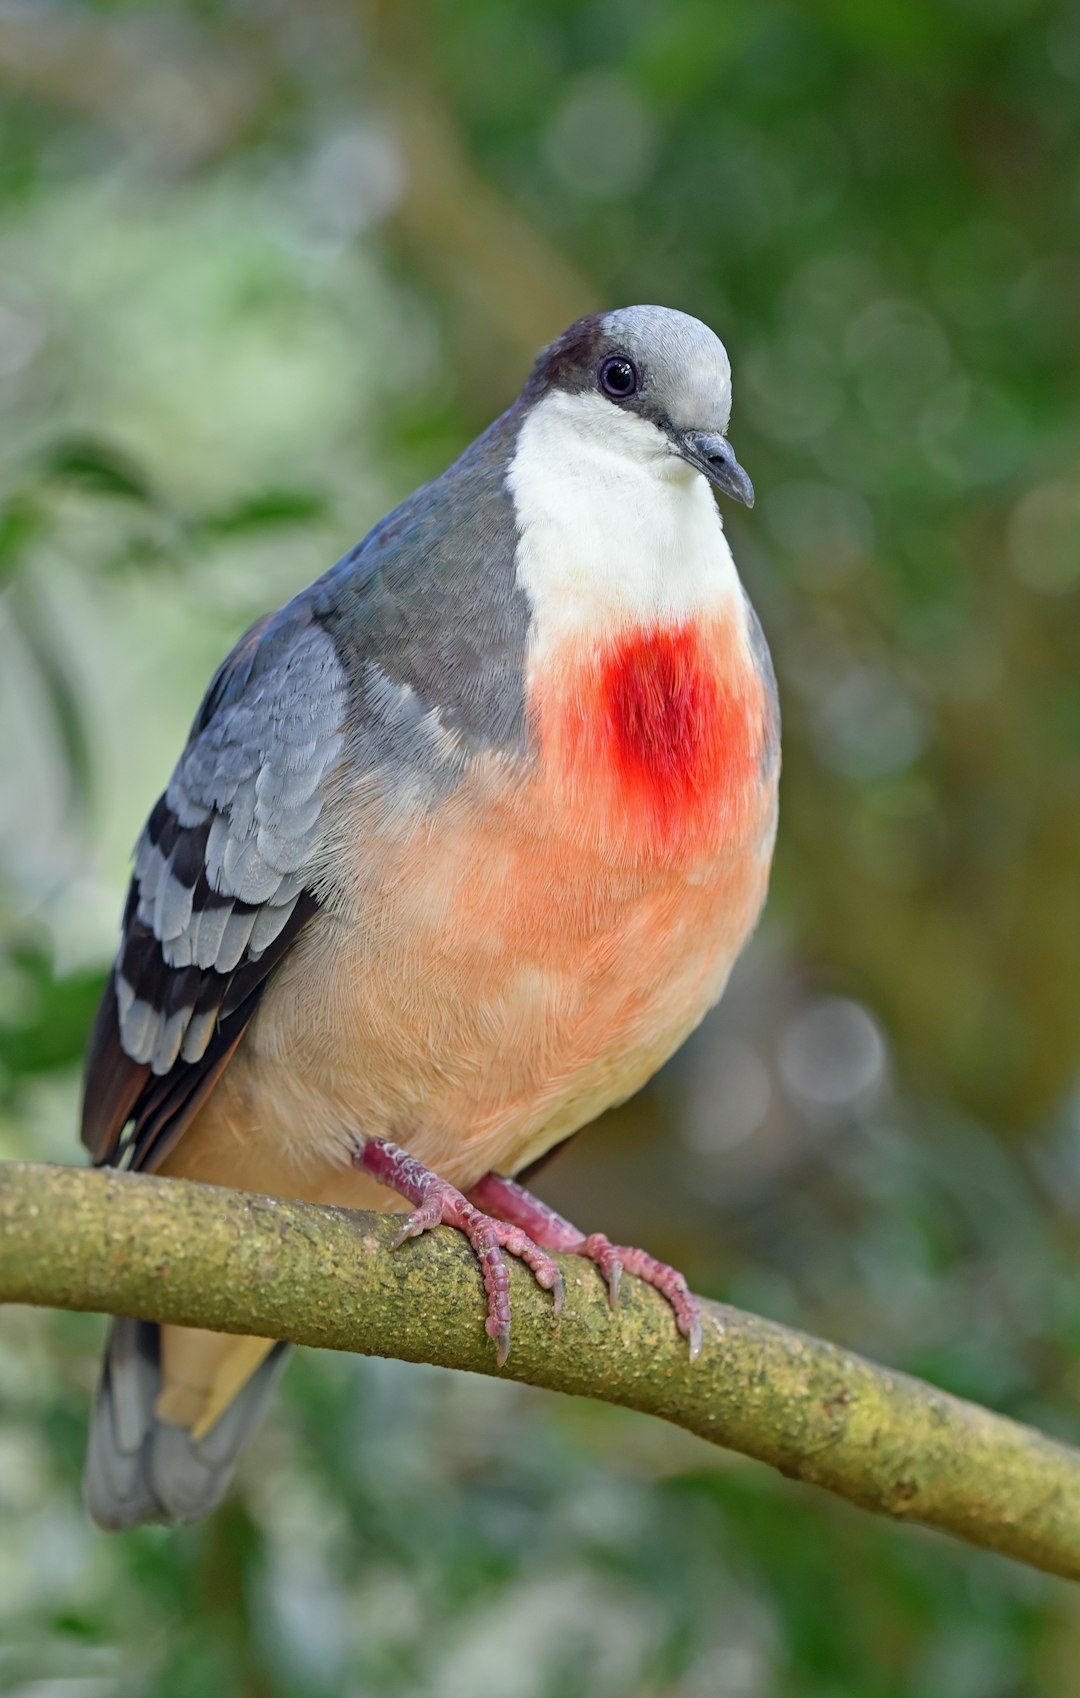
2, 1161, 1078, 1581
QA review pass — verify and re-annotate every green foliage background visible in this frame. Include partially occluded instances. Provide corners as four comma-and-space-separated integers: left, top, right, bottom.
2, 2, 1080, 1692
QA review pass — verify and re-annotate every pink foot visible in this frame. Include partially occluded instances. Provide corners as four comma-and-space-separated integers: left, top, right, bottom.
354, 1139, 564, 1365
469, 1172, 704, 1361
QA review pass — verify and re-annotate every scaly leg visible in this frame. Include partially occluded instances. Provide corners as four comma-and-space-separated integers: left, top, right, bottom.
469, 1170, 703, 1360
353, 1139, 565, 1365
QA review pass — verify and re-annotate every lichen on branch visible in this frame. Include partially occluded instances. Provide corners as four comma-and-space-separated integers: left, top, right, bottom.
2, 1160, 1079, 1582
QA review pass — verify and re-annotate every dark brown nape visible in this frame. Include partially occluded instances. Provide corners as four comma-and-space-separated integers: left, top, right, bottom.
524, 311, 608, 396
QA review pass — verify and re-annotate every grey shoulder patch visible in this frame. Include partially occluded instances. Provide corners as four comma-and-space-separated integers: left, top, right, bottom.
314, 405, 533, 764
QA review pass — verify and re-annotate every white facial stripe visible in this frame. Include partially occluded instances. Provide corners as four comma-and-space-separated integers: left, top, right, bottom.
507, 388, 746, 659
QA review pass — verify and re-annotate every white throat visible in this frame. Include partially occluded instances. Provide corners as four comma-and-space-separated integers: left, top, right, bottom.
507, 389, 745, 661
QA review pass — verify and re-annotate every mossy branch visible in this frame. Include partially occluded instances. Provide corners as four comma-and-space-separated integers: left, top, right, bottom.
1, 1160, 1079, 1580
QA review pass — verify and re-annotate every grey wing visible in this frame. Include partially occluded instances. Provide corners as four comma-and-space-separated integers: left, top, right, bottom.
81, 602, 348, 1170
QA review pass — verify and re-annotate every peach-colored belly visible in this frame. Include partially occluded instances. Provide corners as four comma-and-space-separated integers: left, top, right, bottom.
163, 613, 778, 1210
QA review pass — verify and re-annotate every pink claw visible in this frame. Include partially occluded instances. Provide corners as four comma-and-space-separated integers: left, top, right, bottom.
573, 1233, 703, 1360
355, 1139, 564, 1365
468, 1171, 705, 1362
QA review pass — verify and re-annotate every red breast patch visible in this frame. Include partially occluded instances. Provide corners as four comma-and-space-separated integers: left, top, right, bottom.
534, 614, 766, 863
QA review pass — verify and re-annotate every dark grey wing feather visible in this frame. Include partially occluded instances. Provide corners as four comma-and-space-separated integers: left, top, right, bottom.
81, 599, 347, 1168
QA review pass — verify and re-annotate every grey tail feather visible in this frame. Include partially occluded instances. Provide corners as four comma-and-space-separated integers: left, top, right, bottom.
84, 1317, 291, 1530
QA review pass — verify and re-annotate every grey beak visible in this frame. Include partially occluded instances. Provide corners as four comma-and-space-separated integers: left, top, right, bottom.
678, 431, 755, 508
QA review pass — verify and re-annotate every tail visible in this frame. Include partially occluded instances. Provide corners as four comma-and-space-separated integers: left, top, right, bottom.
84, 1318, 291, 1530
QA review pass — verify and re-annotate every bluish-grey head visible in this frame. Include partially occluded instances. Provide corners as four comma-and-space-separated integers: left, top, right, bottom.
524, 305, 753, 507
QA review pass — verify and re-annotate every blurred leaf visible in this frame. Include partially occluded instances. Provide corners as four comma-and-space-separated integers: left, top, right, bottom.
41, 436, 156, 504
6, 579, 93, 815
0, 940, 103, 1092
202, 488, 330, 534
0, 493, 42, 588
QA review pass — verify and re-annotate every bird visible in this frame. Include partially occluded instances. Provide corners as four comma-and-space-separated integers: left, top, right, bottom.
80, 304, 780, 1529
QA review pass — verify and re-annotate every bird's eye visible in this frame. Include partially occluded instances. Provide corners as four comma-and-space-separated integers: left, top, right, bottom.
598, 355, 639, 400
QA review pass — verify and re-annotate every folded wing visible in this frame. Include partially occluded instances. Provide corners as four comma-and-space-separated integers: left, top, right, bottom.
81, 600, 348, 1173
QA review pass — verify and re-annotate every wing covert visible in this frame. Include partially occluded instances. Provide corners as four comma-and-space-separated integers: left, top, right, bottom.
82, 601, 347, 1168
